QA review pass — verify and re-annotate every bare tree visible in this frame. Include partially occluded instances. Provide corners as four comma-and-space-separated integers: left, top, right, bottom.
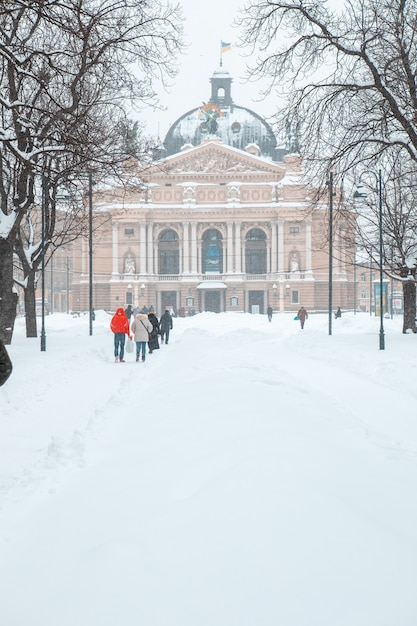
350, 151, 417, 332
0, 0, 183, 343
238, 0, 417, 329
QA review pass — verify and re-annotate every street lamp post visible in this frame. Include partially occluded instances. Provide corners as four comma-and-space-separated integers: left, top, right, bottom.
353, 246, 357, 315
377, 169, 385, 350
354, 168, 385, 350
88, 172, 93, 336
40, 175, 47, 352
328, 171, 334, 336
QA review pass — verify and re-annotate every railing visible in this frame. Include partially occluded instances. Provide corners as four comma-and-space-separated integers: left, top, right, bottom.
246, 274, 267, 281
202, 274, 224, 280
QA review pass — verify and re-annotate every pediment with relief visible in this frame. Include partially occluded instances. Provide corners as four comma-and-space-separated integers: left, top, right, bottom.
144, 142, 284, 179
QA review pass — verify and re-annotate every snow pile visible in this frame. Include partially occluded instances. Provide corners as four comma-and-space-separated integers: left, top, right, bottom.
0, 310, 416, 626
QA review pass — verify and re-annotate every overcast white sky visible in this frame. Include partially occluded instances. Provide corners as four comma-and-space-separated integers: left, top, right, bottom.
138, 0, 278, 141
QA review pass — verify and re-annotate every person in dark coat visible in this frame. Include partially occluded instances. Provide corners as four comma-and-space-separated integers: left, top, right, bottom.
125, 304, 133, 320
159, 310, 173, 344
0, 339, 12, 386
147, 311, 160, 353
267, 305, 273, 322
297, 306, 308, 330
335, 307, 342, 319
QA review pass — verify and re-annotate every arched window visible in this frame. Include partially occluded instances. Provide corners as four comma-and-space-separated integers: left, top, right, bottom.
159, 229, 179, 274
245, 228, 266, 274
202, 229, 223, 273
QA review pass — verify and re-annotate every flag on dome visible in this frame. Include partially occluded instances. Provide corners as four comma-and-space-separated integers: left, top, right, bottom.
221, 41, 231, 53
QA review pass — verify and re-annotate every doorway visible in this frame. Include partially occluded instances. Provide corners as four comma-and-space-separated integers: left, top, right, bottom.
249, 290, 264, 314
161, 291, 177, 315
204, 291, 221, 313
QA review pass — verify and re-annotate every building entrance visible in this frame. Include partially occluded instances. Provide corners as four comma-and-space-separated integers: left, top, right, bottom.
161, 291, 177, 315
204, 291, 221, 313
249, 290, 264, 314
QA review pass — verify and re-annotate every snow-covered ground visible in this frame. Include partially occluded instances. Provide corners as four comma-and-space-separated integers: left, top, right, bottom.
1, 310, 416, 626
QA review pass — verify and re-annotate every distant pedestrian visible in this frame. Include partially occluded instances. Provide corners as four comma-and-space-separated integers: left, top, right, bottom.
297, 306, 308, 330
335, 307, 342, 319
147, 311, 160, 353
160, 309, 173, 344
267, 305, 273, 322
0, 339, 12, 386
131, 313, 153, 362
125, 304, 133, 320
110, 308, 132, 362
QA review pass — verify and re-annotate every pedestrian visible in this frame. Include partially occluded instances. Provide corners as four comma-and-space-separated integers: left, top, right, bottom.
147, 310, 160, 353
160, 309, 173, 344
110, 307, 132, 362
335, 307, 342, 319
125, 304, 133, 320
131, 312, 153, 362
0, 339, 13, 386
297, 306, 308, 330
267, 305, 273, 322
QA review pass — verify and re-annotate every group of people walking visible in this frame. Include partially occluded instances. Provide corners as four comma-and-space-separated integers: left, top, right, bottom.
110, 306, 173, 363
266, 304, 309, 329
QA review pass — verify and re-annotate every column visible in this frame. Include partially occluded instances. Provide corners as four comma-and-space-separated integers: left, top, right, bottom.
147, 222, 153, 274
112, 223, 119, 275
182, 222, 190, 273
227, 221, 233, 273
271, 221, 278, 273
235, 221, 242, 273
139, 223, 147, 274
191, 222, 198, 273
305, 220, 312, 273
278, 219, 285, 274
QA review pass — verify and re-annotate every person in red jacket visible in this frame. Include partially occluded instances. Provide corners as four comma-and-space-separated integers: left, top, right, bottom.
110, 307, 132, 362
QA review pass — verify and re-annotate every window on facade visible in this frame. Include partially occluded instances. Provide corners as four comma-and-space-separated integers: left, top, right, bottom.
291, 290, 299, 304
245, 228, 267, 274
202, 229, 223, 273
158, 229, 179, 274
360, 272, 366, 283
289, 226, 299, 234
124, 228, 134, 236
360, 289, 367, 299
186, 296, 194, 307
230, 296, 238, 307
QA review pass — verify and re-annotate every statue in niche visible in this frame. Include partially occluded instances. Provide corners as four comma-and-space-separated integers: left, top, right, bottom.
124, 253, 135, 274
290, 253, 299, 272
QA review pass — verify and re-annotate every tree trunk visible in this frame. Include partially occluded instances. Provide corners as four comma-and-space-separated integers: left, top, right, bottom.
24, 270, 38, 338
402, 280, 416, 333
0, 238, 18, 345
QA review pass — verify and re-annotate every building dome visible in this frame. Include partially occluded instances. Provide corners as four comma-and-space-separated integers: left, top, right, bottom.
163, 69, 281, 161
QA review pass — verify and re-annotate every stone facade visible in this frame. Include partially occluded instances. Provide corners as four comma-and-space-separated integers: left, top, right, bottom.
71, 138, 355, 316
